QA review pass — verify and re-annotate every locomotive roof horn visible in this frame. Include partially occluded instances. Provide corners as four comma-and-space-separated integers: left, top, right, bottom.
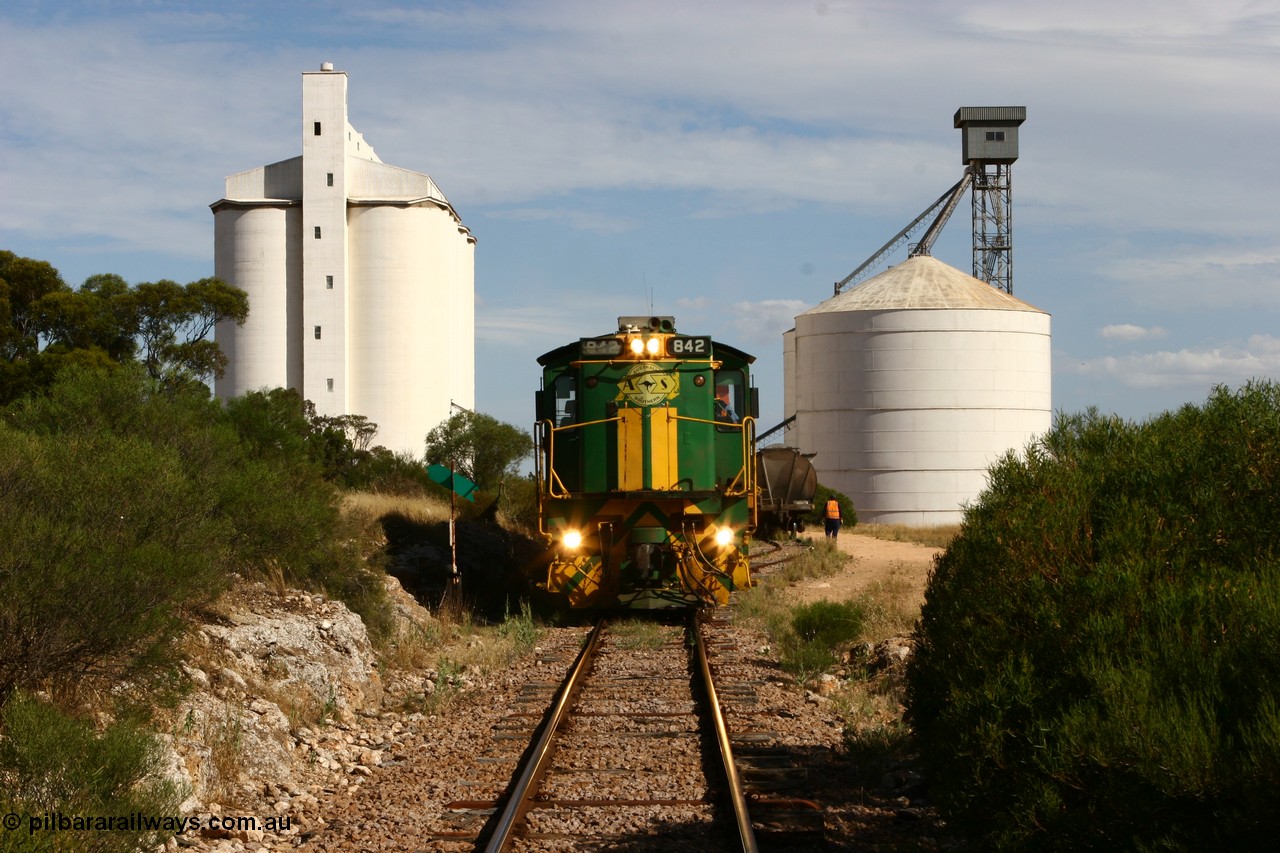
617, 315, 676, 333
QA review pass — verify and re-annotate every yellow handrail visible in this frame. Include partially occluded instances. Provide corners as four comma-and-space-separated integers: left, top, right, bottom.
540, 415, 621, 499
540, 412, 757, 503
722, 416, 756, 499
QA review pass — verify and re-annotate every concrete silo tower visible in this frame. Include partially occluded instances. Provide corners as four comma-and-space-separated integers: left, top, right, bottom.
212, 63, 475, 456
787, 255, 1051, 525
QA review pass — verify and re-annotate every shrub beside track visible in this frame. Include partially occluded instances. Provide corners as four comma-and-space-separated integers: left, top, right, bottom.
907, 381, 1280, 850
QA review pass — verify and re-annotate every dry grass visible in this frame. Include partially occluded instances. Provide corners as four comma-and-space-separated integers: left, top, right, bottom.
761, 538, 850, 586
856, 522, 960, 549
856, 566, 925, 640
203, 704, 246, 806
341, 490, 451, 528
397, 603, 543, 715
380, 619, 444, 672
832, 676, 914, 782
610, 618, 675, 650
734, 540, 852, 656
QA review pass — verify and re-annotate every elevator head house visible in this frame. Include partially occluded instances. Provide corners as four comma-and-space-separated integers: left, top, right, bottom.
954, 106, 1025, 165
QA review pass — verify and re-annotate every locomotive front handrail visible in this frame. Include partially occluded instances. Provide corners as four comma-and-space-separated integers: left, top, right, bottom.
664, 411, 756, 499
540, 414, 623, 500
535, 419, 572, 513
715, 416, 757, 504
568, 358, 724, 369
543, 411, 759, 501
670, 413, 741, 427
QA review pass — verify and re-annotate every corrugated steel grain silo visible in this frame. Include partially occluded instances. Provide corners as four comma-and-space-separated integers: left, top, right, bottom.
789, 255, 1051, 525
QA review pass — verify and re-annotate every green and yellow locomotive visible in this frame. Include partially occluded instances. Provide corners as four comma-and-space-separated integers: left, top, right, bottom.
534, 316, 758, 608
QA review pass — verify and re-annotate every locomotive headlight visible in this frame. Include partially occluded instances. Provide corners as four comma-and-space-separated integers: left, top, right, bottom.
561, 529, 583, 550
645, 336, 661, 355
629, 337, 645, 355
714, 526, 735, 548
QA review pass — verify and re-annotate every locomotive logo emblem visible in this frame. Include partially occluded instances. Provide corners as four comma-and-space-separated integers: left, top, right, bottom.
616, 363, 680, 407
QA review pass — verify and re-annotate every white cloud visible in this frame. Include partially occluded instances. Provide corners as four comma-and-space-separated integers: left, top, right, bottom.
476, 305, 599, 348
1098, 247, 1280, 312
731, 299, 808, 339
475, 294, 648, 349
1099, 324, 1167, 342
5, 1, 1280, 427
485, 206, 639, 235
1069, 334, 1280, 389
958, 0, 1277, 44
5, 1, 1279, 253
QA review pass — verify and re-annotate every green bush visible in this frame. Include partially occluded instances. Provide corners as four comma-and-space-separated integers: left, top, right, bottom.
793, 599, 867, 651
779, 599, 866, 681
906, 382, 1280, 850
0, 365, 392, 693
498, 474, 540, 535
0, 421, 229, 701
0, 692, 184, 853
345, 446, 438, 494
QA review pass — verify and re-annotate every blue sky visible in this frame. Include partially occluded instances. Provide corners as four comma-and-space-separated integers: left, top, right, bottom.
3, 0, 1278, 442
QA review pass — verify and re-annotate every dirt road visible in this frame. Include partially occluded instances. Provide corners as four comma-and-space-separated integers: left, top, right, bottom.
780, 531, 943, 609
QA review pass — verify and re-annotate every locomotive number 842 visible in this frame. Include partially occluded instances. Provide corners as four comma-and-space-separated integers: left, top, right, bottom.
534, 315, 759, 609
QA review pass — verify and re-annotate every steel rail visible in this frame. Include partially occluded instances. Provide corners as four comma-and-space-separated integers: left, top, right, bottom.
693, 612, 760, 853
482, 619, 605, 852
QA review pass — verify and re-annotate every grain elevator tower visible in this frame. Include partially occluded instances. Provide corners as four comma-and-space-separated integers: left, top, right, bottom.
955, 106, 1025, 294
212, 63, 475, 456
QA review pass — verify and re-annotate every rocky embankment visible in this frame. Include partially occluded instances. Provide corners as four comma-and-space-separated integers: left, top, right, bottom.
155, 576, 443, 850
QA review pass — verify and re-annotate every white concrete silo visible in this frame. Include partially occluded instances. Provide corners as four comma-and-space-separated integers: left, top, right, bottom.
213, 65, 475, 457
348, 200, 474, 454
789, 255, 1051, 526
212, 204, 303, 392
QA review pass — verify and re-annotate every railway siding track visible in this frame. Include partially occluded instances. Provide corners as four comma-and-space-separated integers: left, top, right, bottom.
482, 617, 743, 851
479, 614, 825, 852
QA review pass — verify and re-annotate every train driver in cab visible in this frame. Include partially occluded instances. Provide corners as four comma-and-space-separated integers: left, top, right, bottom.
714, 385, 740, 423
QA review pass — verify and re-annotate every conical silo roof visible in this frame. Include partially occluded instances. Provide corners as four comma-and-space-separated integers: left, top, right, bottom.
804, 255, 1045, 314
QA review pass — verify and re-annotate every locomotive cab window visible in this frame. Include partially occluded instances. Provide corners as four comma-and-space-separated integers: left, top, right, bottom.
713, 370, 745, 428
554, 374, 577, 428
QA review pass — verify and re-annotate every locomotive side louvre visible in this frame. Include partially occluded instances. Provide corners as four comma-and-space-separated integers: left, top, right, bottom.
534, 316, 758, 608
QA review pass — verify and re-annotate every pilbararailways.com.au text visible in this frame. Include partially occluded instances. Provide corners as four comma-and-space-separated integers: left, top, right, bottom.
4, 811, 293, 836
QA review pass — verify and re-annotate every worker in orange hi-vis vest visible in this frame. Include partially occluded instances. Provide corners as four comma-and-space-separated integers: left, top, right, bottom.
824, 497, 842, 540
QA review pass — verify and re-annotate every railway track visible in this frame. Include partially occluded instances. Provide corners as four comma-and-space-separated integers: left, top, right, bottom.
472, 614, 821, 852
477, 616, 747, 850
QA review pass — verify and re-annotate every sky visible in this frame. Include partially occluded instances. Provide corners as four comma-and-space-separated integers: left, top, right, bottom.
2, 0, 1279, 444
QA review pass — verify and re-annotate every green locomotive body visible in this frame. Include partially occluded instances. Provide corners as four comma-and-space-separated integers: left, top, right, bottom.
535, 316, 758, 608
